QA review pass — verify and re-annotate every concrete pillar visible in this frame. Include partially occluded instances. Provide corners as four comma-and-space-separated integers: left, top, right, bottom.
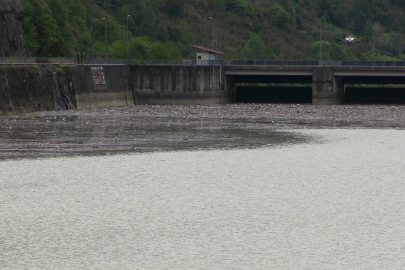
224, 75, 235, 102
312, 67, 344, 105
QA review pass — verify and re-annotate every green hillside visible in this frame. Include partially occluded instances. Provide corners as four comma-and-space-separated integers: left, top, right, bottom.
23, 0, 405, 61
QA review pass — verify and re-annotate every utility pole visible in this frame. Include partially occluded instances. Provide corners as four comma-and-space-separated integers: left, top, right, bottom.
209, 17, 215, 51
319, 18, 322, 63
90, 0, 94, 57
127, 15, 130, 60
104, 0, 108, 58
281, 34, 284, 61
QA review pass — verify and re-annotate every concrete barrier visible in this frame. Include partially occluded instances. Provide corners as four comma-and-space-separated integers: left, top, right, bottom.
131, 65, 231, 105
0, 65, 74, 115
4, 64, 405, 115
62, 65, 134, 109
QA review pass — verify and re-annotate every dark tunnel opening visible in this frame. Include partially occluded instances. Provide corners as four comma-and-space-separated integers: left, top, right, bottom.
232, 75, 313, 104
345, 87, 405, 104
235, 86, 313, 104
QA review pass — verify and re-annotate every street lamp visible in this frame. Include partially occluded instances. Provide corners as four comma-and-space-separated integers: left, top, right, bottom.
319, 18, 322, 63
103, 17, 107, 57
90, 0, 95, 57
127, 15, 130, 60
209, 17, 215, 51
104, 0, 108, 58
281, 34, 284, 61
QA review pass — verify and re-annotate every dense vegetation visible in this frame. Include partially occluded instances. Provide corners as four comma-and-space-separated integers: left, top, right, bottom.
22, 0, 405, 61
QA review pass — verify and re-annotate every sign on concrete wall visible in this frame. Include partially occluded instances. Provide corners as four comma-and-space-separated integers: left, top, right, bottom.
91, 67, 107, 91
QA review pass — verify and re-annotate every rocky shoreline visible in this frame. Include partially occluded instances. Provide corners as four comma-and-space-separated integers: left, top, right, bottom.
1, 104, 405, 159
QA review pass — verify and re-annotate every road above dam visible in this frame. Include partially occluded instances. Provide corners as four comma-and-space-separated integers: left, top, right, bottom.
2, 63, 405, 115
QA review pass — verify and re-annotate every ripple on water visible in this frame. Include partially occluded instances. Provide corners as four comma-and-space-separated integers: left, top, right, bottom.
1, 129, 405, 269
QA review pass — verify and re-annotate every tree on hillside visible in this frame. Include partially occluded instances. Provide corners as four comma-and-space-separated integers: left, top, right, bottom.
224, 0, 254, 17
316, 0, 332, 21
156, 24, 170, 42
391, 18, 402, 33
353, 11, 367, 35
61, 0, 88, 30
268, 4, 291, 30
134, 0, 158, 39
316, 0, 348, 28
387, 32, 404, 57
296, 15, 304, 30
391, 0, 405, 8
23, 0, 67, 56
310, 41, 356, 60
166, 0, 185, 18
48, 0, 72, 55
239, 33, 275, 60
350, 0, 371, 19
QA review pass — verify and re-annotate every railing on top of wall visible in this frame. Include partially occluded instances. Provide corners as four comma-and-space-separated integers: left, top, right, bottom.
2, 57, 405, 67
0, 57, 76, 64
226, 60, 405, 66
83, 59, 130, 65
131, 59, 405, 67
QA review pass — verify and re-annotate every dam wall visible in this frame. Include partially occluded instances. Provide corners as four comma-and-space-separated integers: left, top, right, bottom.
3, 64, 403, 115
0, 65, 74, 115
131, 65, 231, 105
0, 65, 135, 115
63, 65, 134, 109
0, 64, 231, 115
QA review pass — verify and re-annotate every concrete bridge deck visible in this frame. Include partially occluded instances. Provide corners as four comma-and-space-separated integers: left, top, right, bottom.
224, 65, 405, 104
3, 63, 405, 115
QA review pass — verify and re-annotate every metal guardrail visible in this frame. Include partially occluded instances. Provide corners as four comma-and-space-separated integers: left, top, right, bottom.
128, 59, 405, 67
83, 59, 130, 65
2, 57, 405, 67
203, 60, 405, 66
134, 59, 187, 65
0, 57, 76, 64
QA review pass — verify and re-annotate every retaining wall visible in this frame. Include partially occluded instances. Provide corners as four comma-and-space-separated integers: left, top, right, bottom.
0, 64, 231, 115
64, 65, 134, 109
0, 65, 74, 115
131, 65, 231, 105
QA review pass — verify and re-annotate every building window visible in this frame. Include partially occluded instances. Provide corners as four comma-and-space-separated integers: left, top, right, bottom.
198, 56, 201, 60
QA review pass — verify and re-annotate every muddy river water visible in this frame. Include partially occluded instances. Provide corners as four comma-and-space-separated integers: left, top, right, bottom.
1, 105, 405, 269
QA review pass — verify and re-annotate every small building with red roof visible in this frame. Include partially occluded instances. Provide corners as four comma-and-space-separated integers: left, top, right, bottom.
190, 45, 224, 63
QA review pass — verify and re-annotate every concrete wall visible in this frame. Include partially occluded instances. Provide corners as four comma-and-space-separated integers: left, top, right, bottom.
312, 67, 344, 105
0, 64, 232, 115
131, 65, 231, 105
5, 64, 403, 115
0, 65, 74, 115
225, 66, 345, 105
62, 65, 134, 109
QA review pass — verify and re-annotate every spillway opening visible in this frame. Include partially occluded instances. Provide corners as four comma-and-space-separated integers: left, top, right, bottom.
345, 87, 405, 104
235, 86, 312, 104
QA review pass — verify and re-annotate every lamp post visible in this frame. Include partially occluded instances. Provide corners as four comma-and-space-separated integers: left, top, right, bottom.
209, 17, 215, 51
319, 18, 322, 63
104, 0, 108, 58
127, 15, 130, 59
281, 34, 284, 61
90, 0, 94, 57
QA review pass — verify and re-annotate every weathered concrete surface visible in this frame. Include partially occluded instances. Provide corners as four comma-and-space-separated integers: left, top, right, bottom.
0, 65, 136, 115
0, 65, 74, 115
226, 65, 405, 104
0, 0, 29, 57
131, 65, 230, 104
312, 67, 343, 105
65, 65, 135, 109
224, 65, 313, 76
5, 64, 405, 116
